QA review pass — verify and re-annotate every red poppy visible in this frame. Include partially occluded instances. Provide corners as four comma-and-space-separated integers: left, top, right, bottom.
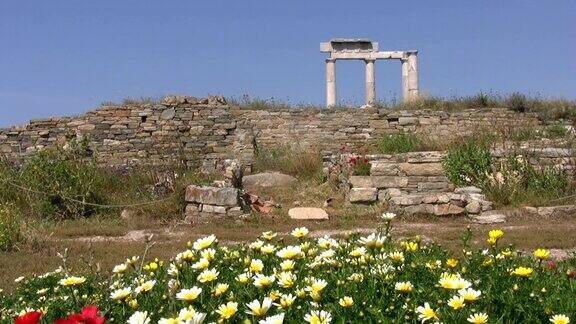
53, 305, 105, 324
15, 311, 42, 324
568, 269, 576, 279
546, 261, 557, 271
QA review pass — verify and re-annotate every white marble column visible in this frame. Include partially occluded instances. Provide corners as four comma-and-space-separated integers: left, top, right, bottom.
401, 58, 409, 101
406, 52, 419, 100
326, 59, 337, 107
365, 59, 376, 106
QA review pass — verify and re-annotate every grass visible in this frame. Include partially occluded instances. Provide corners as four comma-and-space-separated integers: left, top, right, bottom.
252, 145, 324, 180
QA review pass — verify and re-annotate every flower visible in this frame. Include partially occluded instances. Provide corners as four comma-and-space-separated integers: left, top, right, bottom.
415, 303, 439, 322
403, 241, 418, 252
275, 293, 296, 309
213, 283, 229, 297
439, 274, 472, 290
389, 251, 405, 263
192, 258, 210, 270
512, 266, 534, 277
280, 260, 295, 271
135, 280, 156, 294
306, 278, 328, 294
253, 274, 276, 289
458, 288, 482, 301
54, 305, 105, 324
193, 234, 217, 250
467, 312, 489, 324
395, 281, 414, 293
550, 314, 571, 324
276, 246, 303, 259
59, 276, 86, 286
15, 311, 42, 324
304, 310, 332, 324
197, 268, 219, 283
249, 259, 264, 273
446, 258, 459, 268
381, 212, 396, 221
534, 248, 551, 260
291, 227, 309, 238
350, 246, 367, 257
110, 287, 132, 300
216, 301, 238, 319
447, 295, 465, 310
339, 296, 354, 307
246, 297, 273, 316
277, 271, 297, 289
178, 308, 206, 324
176, 287, 202, 301
127, 311, 150, 324
261, 231, 278, 241
488, 229, 504, 240
112, 263, 128, 274
259, 313, 285, 324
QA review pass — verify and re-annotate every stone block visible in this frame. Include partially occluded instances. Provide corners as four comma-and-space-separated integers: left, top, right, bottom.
201, 204, 227, 214
399, 163, 444, 176
349, 188, 378, 203
185, 204, 200, 218
398, 117, 418, 126
465, 201, 482, 214
349, 176, 408, 189
288, 207, 329, 220
370, 162, 399, 176
185, 185, 239, 206
378, 188, 402, 202
390, 194, 422, 206
432, 204, 465, 216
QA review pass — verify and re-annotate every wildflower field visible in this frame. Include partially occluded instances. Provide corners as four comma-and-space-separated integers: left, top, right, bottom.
1, 215, 575, 323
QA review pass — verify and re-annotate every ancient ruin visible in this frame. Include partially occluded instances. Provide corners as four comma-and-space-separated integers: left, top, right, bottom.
320, 39, 419, 107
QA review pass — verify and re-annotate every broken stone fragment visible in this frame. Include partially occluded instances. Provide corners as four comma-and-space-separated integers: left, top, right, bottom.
288, 207, 329, 220
348, 188, 378, 202
185, 185, 240, 207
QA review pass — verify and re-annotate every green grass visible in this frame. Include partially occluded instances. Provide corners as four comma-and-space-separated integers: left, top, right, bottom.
252, 145, 324, 180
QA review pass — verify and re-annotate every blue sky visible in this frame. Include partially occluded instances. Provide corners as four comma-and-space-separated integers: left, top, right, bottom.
1, 1, 574, 126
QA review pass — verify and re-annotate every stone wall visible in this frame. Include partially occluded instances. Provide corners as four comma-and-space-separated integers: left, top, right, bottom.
0, 95, 552, 170
0, 96, 256, 171
236, 107, 541, 151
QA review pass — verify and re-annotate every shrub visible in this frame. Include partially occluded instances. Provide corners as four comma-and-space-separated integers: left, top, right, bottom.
253, 145, 323, 180
0, 138, 104, 219
0, 203, 21, 251
443, 140, 492, 186
349, 156, 371, 176
545, 124, 568, 138
378, 132, 422, 154
505, 92, 528, 112
482, 156, 574, 206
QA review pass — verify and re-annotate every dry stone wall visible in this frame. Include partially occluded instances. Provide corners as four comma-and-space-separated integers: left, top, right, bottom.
0, 95, 556, 171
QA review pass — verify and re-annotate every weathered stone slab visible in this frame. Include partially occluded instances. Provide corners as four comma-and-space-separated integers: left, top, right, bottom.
185, 185, 239, 206
432, 204, 465, 216
242, 172, 297, 189
399, 163, 444, 176
378, 188, 402, 202
288, 207, 329, 220
349, 188, 378, 202
349, 176, 408, 188
471, 211, 506, 224
370, 162, 399, 176
390, 194, 423, 206
454, 186, 483, 194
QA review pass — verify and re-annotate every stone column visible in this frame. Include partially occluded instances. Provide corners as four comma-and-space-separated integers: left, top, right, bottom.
365, 59, 376, 106
326, 59, 337, 107
406, 52, 419, 100
401, 58, 409, 101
